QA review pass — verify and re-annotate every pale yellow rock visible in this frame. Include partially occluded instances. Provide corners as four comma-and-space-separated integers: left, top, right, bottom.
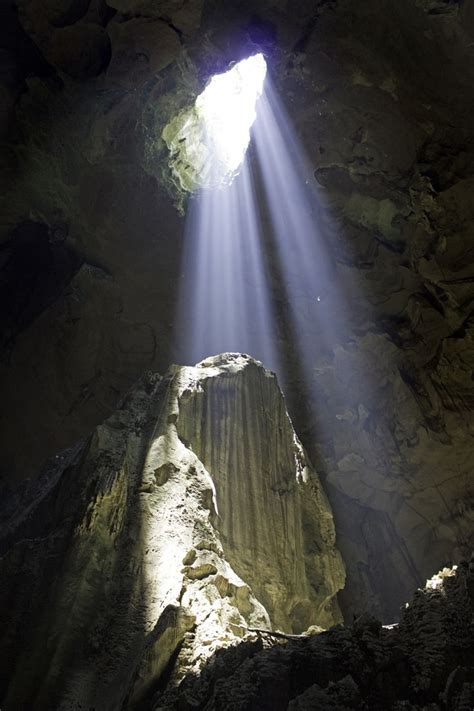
175, 353, 345, 632
0, 353, 344, 709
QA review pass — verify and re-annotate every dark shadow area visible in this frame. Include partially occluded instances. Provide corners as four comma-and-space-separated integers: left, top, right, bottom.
1, 0, 474, 692
0, 373, 172, 709
0, 1, 57, 81
157, 562, 474, 710
0, 221, 82, 355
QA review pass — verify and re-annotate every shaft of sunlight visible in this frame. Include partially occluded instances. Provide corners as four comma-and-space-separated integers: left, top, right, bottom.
197, 53, 267, 180
174, 160, 279, 372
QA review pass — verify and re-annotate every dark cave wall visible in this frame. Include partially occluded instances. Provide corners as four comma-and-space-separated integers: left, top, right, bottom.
1, 0, 474, 621
0, 356, 345, 709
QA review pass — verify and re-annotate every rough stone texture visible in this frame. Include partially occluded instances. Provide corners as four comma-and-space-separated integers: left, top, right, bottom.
158, 561, 474, 710
107, 17, 182, 88
1, 260, 157, 481
15, 0, 112, 80
1, 0, 474, 622
106, 0, 204, 36
176, 354, 344, 631
0, 354, 344, 709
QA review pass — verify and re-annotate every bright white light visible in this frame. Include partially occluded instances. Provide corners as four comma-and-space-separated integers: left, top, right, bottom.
162, 53, 267, 193
197, 53, 267, 184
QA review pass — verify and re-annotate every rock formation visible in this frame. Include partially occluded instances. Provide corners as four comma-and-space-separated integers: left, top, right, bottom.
1, 0, 474, 630
0, 354, 344, 709
159, 562, 474, 710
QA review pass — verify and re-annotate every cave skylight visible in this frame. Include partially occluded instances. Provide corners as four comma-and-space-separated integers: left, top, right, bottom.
162, 53, 267, 192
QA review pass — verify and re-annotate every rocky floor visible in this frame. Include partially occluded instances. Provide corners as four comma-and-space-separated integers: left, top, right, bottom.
158, 562, 474, 711
1, 353, 472, 710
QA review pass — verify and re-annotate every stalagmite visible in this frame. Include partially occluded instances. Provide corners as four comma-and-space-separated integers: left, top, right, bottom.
0, 353, 344, 710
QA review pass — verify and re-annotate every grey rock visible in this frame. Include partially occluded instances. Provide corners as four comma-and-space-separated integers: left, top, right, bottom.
0, 354, 344, 709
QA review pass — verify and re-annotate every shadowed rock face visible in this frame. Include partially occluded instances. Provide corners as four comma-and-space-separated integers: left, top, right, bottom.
1, 0, 474, 625
158, 562, 474, 711
0, 353, 344, 710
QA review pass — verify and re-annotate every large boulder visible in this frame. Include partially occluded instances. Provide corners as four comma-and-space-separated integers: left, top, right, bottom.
160, 562, 474, 710
0, 353, 344, 710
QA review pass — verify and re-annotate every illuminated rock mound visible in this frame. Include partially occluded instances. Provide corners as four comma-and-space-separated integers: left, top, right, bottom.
3, 0, 474, 628
160, 562, 474, 710
0, 353, 344, 710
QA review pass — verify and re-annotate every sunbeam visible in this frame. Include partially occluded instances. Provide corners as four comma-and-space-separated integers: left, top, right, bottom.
172, 53, 371, 438
197, 53, 267, 181
252, 79, 343, 370
175, 159, 279, 370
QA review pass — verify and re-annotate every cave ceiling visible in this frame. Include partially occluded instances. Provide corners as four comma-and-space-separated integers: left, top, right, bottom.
1, 0, 474, 620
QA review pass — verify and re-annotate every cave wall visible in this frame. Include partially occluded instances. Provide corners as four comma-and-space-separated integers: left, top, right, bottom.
0, 355, 344, 708
1, 0, 474, 621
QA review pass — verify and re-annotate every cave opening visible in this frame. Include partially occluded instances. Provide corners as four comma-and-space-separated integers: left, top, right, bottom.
1, 1, 474, 707
162, 52, 267, 192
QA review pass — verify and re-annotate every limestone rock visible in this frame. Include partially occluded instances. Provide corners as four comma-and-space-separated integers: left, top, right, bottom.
47, 23, 111, 80
16, 0, 91, 29
176, 353, 345, 631
105, 0, 204, 35
14, 0, 111, 80
0, 353, 343, 709
160, 562, 474, 710
0, 261, 157, 482
107, 17, 182, 87
3, 0, 474, 630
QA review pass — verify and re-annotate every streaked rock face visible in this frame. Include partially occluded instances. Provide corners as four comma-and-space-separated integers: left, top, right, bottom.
176, 353, 344, 632
2, 0, 474, 628
0, 353, 344, 710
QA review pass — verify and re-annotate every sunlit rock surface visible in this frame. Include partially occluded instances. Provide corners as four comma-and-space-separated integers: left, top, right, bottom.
1, 0, 474, 626
159, 562, 474, 710
0, 353, 344, 709
177, 354, 344, 631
